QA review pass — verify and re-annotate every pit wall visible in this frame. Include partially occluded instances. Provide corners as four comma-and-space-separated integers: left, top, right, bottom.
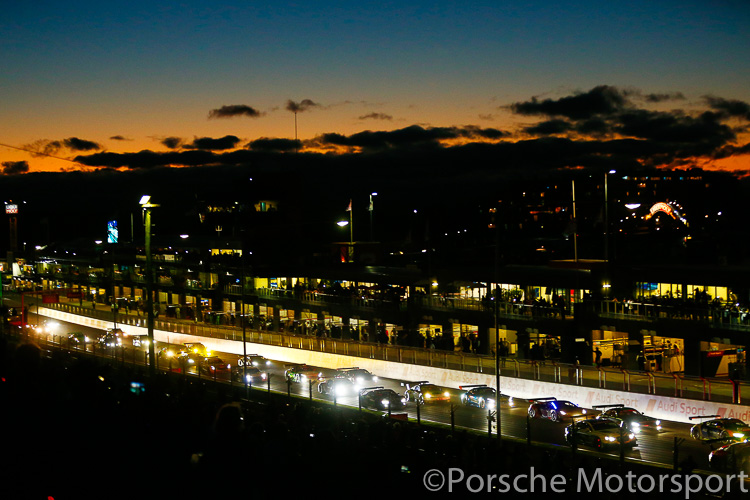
41, 308, 750, 424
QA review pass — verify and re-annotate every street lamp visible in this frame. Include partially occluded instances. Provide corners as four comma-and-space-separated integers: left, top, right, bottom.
140, 195, 159, 375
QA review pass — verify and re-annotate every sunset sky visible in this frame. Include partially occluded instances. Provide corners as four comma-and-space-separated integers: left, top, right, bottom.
1, 0, 749, 174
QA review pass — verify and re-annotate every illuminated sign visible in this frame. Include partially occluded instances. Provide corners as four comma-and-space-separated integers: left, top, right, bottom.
107, 220, 118, 243
5, 204, 18, 214
645, 202, 676, 220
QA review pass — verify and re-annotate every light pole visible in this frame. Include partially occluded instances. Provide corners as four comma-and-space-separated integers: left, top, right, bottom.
604, 170, 615, 263
369, 192, 377, 241
140, 195, 159, 375
337, 218, 353, 263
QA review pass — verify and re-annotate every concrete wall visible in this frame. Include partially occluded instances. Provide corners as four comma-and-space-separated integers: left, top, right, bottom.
40, 307, 749, 424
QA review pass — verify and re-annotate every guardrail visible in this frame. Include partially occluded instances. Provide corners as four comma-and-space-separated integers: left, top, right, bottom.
39, 301, 741, 405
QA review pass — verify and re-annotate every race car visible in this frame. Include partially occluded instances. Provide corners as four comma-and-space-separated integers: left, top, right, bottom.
402, 381, 451, 404
689, 416, 750, 441
459, 385, 514, 410
594, 404, 662, 433
284, 364, 323, 384
199, 356, 231, 375
709, 441, 750, 473
184, 342, 210, 357
527, 397, 587, 422
565, 417, 637, 450
234, 365, 268, 384
317, 376, 356, 396
335, 367, 379, 385
359, 387, 406, 411
97, 330, 123, 348
237, 354, 272, 368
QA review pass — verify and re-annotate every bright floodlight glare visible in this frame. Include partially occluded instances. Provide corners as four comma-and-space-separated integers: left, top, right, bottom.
139, 195, 151, 205
179, 234, 189, 239
337, 220, 349, 227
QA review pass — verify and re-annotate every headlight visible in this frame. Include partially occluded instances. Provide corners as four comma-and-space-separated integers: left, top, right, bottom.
261, 373, 267, 380
443, 392, 450, 397
733, 433, 745, 439
266, 360, 271, 366
400, 398, 406, 404
300, 375, 307, 382
372, 376, 379, 382
252, 361, 259, 366
487, 400, 496, 409
582, 409, 587, 414
245, 375, 252, 382
381, 399, 390, 407
605, 436, 616, 442
508, 397, 515, 407
424, 393, 431, 399
655, 420, 661, 426
188, 359, 194, 364
559, 411, 566, 416
628, 433, 635, 439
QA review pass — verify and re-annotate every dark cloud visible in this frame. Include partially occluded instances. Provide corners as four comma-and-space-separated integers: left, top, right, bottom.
247, 138, 300, 152
318, 125, 509, 151
359, 112, 393, 121
208, 104, 264, 119
22, 137, 101, 157
286, 99, 320, 113
185, 135, 241, 151
74, 149, 234, 170
161, 137, 183, 149
461, 125, 509, 140
2, 160, 29, 175
644, 91, 685, 103
615, 109, 735, 149
63, 137, 102, 151
704, 96, 750, 121
510, 85, 629, 120
109, 135, 131, 141
575, 117, 612, 136
524, 119, 573, 135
